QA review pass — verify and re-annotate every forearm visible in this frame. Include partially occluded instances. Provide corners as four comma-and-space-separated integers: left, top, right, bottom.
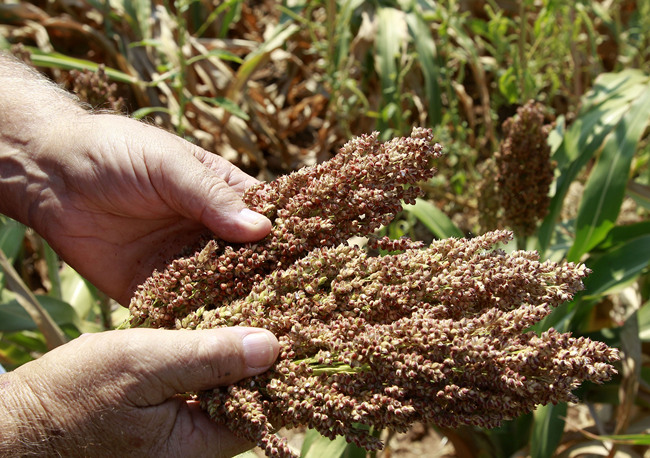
0, 53, 85, 224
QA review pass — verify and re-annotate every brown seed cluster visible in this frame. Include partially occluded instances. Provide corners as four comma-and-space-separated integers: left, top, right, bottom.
128, 128, 618, 458
129, 128, 443, 327
67, 64, 124, 112
480, 100, 554, 237
181, 232, 616, 457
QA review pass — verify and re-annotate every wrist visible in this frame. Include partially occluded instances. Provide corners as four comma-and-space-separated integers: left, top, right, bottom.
0, 371, 57, 456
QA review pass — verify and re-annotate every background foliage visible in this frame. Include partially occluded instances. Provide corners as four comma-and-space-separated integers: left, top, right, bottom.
1, 0, 649, 456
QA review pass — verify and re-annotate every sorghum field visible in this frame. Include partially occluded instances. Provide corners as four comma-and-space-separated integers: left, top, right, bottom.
1, 1, 649, 457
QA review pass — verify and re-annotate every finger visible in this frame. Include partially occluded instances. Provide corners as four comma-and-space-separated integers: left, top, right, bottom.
92, 328, 279, 406
155, 151, 271, 243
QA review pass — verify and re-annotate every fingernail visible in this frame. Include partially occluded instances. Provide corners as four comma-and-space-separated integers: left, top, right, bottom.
239, 208, 269, 227
242, 331, 276, 369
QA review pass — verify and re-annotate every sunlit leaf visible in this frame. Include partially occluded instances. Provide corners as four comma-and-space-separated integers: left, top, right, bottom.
562, 235, 650, 331
302, 430, 349, 458
0, 339, 33, 369
405, 10, 442, 125
195, 96, 249, 120
582, 235, 650, 299
226, 22, 300, 99
186, 49, 243, 66
131, 106, 173, 120
1, 330, 47, 355
60, 264, 99, 321
403, 198, 464, 239
537, 70, 650, 256
594, 433, 650, 445
375, 6, 406, 128
27, 48, 140, 84
595, 221, 650, 251
567, 84, 650, 261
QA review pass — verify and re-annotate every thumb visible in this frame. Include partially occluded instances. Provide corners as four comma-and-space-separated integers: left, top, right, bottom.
159, 153, 271, 243
100, 328, 279, 405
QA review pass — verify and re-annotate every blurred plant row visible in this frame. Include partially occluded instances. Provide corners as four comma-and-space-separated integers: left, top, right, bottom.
1, 0, 649, 456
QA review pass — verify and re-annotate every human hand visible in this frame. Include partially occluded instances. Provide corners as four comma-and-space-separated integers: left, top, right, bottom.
15, 113, 272, 305
0, 327, 279, 457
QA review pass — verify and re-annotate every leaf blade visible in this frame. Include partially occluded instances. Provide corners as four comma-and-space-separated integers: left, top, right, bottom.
403, 198, 464, 239
568, 84, 650, 261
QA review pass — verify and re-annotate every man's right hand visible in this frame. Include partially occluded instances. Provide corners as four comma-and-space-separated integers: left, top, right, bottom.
0, 327, 279, 457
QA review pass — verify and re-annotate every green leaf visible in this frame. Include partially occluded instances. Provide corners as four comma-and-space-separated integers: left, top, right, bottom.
186, 49, 243, 66
124, 0, 152, 39
405, 11, 442, 125
131, 106, 173, 119
592, 433, 650, 445
0, 217, 25, 261
0, 339, 33, 369
300, 429, 319, 455
563, 233, 650, 332
531, 402, 567, 458
594, 220, 650, 251
26, 48, 140, 84
537, 70, 649, 255
341, 441, 368, 458
0, 292, 80, 333
498, 67, 518, 103
0, 217, 25, 287
582, 234, 650, 299
567, 84, 650, 261
226, 22, 300, 99
403, 198, 464, 239
302, 430, 349, 458
375, 6, 403, 99
60, 264, 99, 321
111, 306, 131, 329
0, 250, 68, 349
483, 413, 533, 457
42, 240, 62, 300
195, 96, 250, 120
1, 330, 47, 355
195, 0, 244, 38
